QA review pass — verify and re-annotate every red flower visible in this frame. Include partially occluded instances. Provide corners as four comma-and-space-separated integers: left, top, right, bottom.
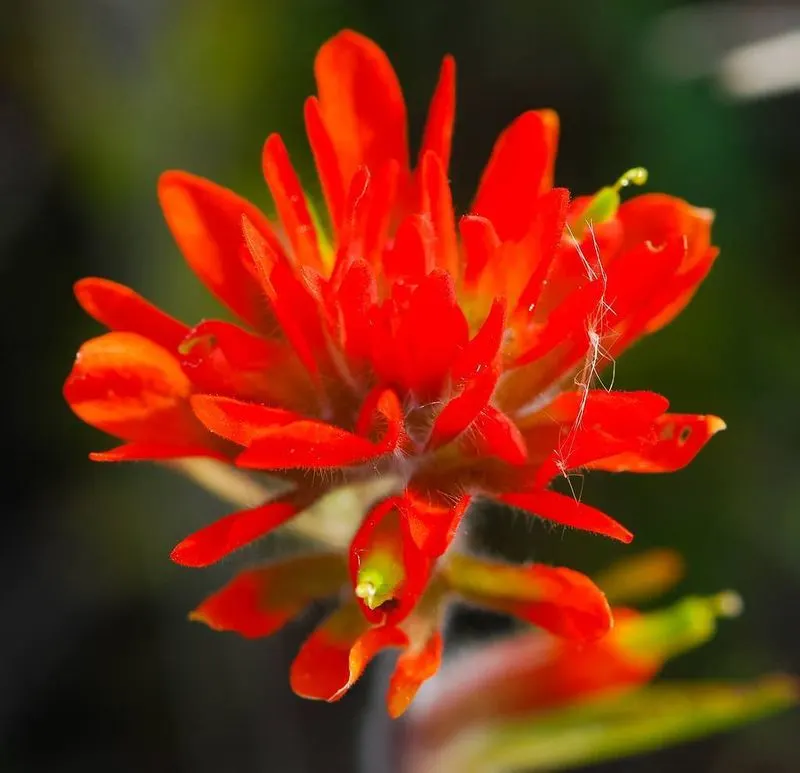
191, 550, 612, 717
64, 30, 724, 708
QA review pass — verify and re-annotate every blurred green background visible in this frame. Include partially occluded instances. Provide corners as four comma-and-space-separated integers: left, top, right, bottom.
2, 0, 798, 770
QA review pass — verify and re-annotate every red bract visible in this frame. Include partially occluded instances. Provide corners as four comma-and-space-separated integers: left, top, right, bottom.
64, 30, 724, 711
192, 550, 613, 717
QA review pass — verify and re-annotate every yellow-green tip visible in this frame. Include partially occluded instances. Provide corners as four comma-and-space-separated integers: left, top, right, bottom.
355, 569, 398, 610
613, 166, 649, 191
571, 166, 650, 238
617, 591, 744, 664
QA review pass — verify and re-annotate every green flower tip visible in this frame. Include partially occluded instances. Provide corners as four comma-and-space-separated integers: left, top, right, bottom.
572, 166, 650, 237
613, 166, 649, 191
355, 568, 399, 610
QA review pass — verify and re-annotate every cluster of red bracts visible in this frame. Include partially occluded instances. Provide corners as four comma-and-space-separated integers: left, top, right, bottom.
64, 30, 724, 713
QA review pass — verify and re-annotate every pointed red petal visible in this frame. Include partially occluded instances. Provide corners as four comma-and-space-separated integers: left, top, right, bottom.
460, 215, 501, 286
588, 413, 726, 473
469, 406, 528, 465
314, 30, 408, 192
89, 441, 226, 462
418, 55, 455, 172
501, 490, 632, 543
290, 604, 407, 702
387, 270, 469, 398
383, 213, 432, 281
452, 298, 506, 383
428, 370, 498, 450
336, 163, 399, 267
538, 390, 669, 429
170, 497, 300, 567
419, 151, 458, 276
74, 278, 189, 351
304, 96, 346, 233
262, 134, 323, 271
472, 110, 559, 241
242, 219, 327, 378
387, 630, 443, 718
420, 298, 504, 447
442, 553, 612, 642
330, 256, 378, 363
190, 394, 302, 447
190, 553, 347, 638
236, 421, 391, 470
158, 171, 283, 327
64, 331, 203, 446
512, 187, 571, 313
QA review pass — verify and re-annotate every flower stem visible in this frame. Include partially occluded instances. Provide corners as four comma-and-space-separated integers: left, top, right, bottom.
169, 458, 400, 550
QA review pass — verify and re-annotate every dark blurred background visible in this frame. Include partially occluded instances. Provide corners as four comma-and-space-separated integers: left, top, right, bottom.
2, 0, 799, 770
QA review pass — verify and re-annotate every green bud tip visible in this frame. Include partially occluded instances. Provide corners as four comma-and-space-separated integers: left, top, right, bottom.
355, 571, 398, 610
355, 580, 377, 604
614, 166, 649, 191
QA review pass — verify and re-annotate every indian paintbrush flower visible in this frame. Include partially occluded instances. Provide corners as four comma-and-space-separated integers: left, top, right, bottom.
64, 30, 724, 712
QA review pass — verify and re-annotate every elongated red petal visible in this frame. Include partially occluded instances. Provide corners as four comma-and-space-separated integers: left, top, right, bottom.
304, 96, 346, 232
511, 187, 571, 313
472, 110, 559, 241
190, 553, 348, 638
442, 553, 612, 642
452, 298, 506, 383
74, 278, 189, 351
419, 151, 458, 276
430, 299, 506, 449
330, 256, 378, 364
418, 55, 455, 172
383, 213, 432, 281
236, 421, 390, 470
290, 604, 407, 702
501, 490, 632, 543
536, 390, 669, 429
588, 414, 726, 473
314, 30, 408, 193
428, 369, 498, 450
242, 219, 324, 379
89, 441, 226, 462
468, 406, 528, 465
388, 630, 443, 718
64, 331, 203, 446
190, 394, 302, 447
171, 497, 300, 567
461, 215, 501, 286
158, 171, 282, 327
337, 163, 399, 267
262, 134, 323, 271
380, 270, 468, 398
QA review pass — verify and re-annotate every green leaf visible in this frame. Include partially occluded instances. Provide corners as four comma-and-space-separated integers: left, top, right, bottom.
434, 677, 797, 773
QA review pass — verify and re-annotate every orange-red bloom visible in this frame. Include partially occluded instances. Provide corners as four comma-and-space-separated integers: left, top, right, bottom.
64, 30, 723, 710
192, 550, 612, 717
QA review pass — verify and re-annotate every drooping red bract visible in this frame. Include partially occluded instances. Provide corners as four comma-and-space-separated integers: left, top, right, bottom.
64, 29, 723, 712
